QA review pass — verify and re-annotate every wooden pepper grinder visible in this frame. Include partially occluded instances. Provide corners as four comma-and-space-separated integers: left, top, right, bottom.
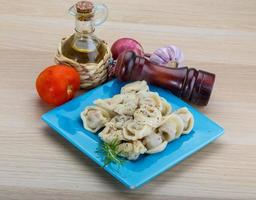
111, 51, 215, 106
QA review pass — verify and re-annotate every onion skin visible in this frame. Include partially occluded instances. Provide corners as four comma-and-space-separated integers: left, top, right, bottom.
111, 38, 144, 60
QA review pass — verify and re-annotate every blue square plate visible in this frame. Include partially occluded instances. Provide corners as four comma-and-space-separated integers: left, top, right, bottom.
42, 79, 224, 189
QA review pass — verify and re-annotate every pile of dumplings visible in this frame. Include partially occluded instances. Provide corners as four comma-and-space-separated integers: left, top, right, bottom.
81, 81, 194, 160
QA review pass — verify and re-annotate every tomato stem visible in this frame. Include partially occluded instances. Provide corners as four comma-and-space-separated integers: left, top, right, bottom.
67, 85, 73, 96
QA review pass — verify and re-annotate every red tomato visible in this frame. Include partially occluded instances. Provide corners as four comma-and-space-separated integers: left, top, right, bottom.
36, 65, 80, 106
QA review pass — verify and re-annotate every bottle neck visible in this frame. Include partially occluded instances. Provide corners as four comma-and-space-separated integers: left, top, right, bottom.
75, 18, 95, 34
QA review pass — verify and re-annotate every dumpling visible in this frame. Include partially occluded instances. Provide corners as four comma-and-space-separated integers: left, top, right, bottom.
98, 123, 125, 144
142, 132, 168, 154
175, 107, 194, 134
138, 91, 162, 107
109, 115, 133, 129
96, 93, 138, 116
117, 140, 147, 160
146, 141, 168, 154
158, 113, 184, 142
143, 132, 162, 149
80, 106, 111, 133
114, 103, 137, 116
123, 120, 152, 141
122, 92, 138, 104
113, 93, 138, 115
94, 94, 123, 114
159, 97, 172, 116
134, 105, 162, 128
121, 80, 149, 94
138, 92, 171, 116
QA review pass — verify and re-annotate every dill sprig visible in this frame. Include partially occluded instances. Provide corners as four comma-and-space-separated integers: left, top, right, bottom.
97, 139, 125, 167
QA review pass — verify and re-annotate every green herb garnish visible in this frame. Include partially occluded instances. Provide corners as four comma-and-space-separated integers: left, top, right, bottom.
97, 139, 125, 167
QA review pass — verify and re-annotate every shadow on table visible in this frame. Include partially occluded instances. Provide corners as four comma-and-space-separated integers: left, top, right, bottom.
41, 126, 225, 198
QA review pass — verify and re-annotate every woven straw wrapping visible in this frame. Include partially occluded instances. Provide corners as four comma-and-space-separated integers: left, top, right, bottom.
55, 37, 111, 89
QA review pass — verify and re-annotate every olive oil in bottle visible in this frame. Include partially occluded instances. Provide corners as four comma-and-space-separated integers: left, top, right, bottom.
61, 1, 108, 64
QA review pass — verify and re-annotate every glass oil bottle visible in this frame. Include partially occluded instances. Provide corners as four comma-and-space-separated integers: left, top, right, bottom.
61, 1, 108, 64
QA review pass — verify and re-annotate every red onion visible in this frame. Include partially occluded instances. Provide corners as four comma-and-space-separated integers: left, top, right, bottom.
111, 38, 144, 60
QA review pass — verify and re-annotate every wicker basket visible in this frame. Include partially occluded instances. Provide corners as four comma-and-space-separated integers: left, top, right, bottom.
55, 37, 111, 89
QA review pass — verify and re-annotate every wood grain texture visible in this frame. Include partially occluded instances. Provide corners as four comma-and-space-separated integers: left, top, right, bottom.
0, 0, 256, 199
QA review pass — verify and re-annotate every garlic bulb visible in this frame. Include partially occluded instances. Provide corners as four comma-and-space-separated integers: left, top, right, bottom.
149, 45, 184, 68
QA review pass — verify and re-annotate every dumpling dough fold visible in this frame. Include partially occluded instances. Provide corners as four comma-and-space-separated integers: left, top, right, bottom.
175, 107, 194, 134
109, 115, 133, 130
98, 123, 125, 144
146, 141, 168, 154
123, 120, 152, 141
121, 80, 149, 94
134, 105, 162, 128
138, 91, 162, 108
117, 141, 147, 160
158, 113, 185, 142
159, 97, 172, 116
113, 93, 138, 115
142, 132, 168, 154
93, 94, 123, 114
81, 106, 111, 133
137, 92, 171, 116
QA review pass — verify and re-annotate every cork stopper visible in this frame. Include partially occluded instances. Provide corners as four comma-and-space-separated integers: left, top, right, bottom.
76, 1, 94, 14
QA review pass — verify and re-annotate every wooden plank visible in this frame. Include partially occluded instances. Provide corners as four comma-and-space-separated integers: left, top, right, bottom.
0, 0, 255, 199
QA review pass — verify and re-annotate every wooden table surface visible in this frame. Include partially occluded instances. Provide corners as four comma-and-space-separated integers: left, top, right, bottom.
1, 0, 256, 199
